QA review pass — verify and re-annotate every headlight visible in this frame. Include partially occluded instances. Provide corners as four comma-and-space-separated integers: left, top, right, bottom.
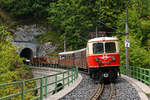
95, 57, 99, 62
112, 56, 116, 61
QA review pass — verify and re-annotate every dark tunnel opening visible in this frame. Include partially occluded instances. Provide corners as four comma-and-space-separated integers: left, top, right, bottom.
20, 48, 33, 60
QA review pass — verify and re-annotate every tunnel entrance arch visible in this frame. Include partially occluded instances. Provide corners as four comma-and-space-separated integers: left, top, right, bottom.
20, 48, 33, 59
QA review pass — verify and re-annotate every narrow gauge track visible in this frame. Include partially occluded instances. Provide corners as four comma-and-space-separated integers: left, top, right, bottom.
79, 70, 115, 100
90, 83, 115, 100
79, 70, 88, 75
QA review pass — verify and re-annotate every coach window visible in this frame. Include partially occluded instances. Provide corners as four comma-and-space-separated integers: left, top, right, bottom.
93, 43, 104, 54
105, 42, 116, 53
70, 56, 72, 60
67, 55, 69, 60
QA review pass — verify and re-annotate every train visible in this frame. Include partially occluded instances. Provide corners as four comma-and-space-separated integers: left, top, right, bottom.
31, 37, 120, 82
59, 37, 120, 82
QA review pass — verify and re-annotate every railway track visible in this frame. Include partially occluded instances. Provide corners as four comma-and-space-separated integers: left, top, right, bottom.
90, 83, 104, 100
90, 83, 115, 100
78, 69, 115, 100
79, 70, 88, 75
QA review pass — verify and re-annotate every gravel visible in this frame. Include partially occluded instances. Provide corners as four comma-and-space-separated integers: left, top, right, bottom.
113, 77, 141, 100
60, 73, 97, 100
99, 84, 112, 100
61, 75, 141, 100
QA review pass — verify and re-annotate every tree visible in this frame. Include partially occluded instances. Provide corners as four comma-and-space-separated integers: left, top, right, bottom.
116, 0, 150, 68
0, 0, 56, 18
0, 26, 35, 99
117, 0, 150, 46
47, 0, 128, 50
119, 36, 150, 68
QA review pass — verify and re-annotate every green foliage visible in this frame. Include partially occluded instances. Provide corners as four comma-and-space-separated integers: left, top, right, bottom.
1, 0, 150, 69
117, 0, 150, 45
47, 0, 128, 50
0, 0, 55, 18
0, 26, 35, 99
116, 0, 150, 68
119, 36, 150, 68
47, 0, 92, 50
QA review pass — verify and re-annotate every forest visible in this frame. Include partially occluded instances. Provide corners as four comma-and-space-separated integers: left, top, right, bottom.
0, 0, 150, 98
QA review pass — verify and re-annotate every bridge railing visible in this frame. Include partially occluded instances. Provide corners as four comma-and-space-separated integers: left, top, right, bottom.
0, 64, 78, 100
121, 66, 150, 87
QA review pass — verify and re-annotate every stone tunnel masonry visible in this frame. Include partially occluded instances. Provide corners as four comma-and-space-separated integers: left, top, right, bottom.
13, 42, 40, 59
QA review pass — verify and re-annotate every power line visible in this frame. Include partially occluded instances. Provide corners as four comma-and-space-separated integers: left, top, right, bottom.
97, 21, 124, 34
97, 21, 117, 31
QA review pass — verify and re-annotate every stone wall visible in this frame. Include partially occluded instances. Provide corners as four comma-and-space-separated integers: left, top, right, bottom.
12, 24, 56, 57
12, 42, 40, 57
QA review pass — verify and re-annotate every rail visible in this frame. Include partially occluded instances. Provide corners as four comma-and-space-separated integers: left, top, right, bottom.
121, 66, 150, 87
90, 83, 104, 100
0, 63, 78, 100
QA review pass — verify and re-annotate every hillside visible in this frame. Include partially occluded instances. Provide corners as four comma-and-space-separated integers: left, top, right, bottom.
0, 0, 150, 66
0, 0, 150, 98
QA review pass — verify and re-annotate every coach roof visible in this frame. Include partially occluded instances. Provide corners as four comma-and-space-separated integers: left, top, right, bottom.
59, 51, 74, 55
88, 37, 118, 42
74, 48, 86, 53
59, 48, 86, 55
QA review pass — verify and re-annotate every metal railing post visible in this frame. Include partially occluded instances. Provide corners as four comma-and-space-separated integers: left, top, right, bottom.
55, 75, 58, 93
138, 68, 140, 80
21, 81, 25, 100
45, 77, 48, 97
76, 68, 78, 79
132, 66, 134, 78
137, 67, 139, 80
140, 68, 142, 81
74, 69, 76, 81
130, 66, 132, 77
40, 78, 43, 100
136, 67, 138, 79
149, 70, 150, 86
63, 72, 65, 88
144, 69, 146, 84
71, 71, 73, 83
73, 70, 74, 81
68, 71, 69, 86
142, 68, 144, 82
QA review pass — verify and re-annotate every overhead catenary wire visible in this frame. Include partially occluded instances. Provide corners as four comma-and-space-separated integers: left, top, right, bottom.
97, 21, 125, 34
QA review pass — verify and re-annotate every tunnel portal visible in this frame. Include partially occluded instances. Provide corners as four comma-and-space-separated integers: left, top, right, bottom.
20, 48, 33, 59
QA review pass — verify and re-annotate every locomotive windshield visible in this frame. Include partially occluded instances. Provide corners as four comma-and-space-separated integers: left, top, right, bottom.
105, 42, 116, 53
93, 43, 104, 54
93, 42, 116, 54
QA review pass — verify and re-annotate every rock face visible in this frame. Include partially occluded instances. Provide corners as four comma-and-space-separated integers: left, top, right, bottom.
13, 24, 46, 42
13, 24, 56, 57
38, 42, 56, 57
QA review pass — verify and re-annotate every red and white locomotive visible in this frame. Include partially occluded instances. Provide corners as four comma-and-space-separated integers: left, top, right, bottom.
59, 37, 120, 82
86, 37, 120, 82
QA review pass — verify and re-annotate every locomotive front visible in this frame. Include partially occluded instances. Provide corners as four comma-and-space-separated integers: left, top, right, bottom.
86, 37, 120, 82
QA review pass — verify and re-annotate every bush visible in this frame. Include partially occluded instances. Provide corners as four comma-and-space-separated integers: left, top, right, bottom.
0, 26, 35, 99
119, 36, 150, 69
